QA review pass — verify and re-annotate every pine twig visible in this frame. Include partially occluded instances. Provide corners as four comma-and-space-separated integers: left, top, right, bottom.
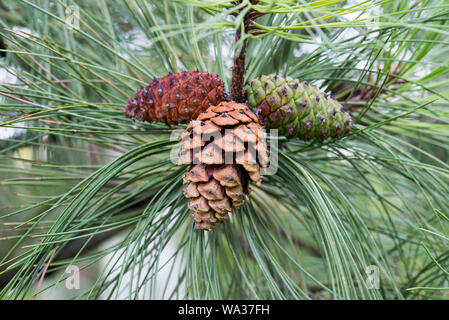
229, 1, 265, 102
332, 64, 406, 114
230, 26, 248, 102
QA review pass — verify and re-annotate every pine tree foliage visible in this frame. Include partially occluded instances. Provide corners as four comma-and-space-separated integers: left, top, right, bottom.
0, 0, 448, 299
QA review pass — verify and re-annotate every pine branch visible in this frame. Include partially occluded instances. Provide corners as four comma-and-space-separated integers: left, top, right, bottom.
230, 25, 248, 102
1, 0, 448, 300
229, 1, 265, 102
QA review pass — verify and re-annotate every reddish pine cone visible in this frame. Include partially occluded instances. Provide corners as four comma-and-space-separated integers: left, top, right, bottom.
178, 102, 268, 231
124, 70, 225, 125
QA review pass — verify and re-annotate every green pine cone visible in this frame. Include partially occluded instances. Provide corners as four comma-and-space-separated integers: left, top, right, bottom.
245, 74, 353, 141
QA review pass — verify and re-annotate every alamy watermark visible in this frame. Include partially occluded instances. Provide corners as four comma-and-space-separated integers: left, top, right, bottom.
64, 5, 80, 30
365, 265, 380, 290
65, 264, 80, 290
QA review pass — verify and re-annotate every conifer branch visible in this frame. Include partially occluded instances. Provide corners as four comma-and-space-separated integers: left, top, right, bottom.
230, 1, 264, 102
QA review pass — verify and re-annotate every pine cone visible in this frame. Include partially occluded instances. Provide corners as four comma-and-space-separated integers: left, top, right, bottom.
245, 74, 353, 141
124, 70, 225, 125
178, 101, 268, 230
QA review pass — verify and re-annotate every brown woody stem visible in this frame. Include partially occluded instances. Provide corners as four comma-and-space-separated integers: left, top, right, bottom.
230, 1, 264, 102
230, 26, 248, 102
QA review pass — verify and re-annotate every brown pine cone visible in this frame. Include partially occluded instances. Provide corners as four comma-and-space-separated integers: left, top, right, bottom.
178, 101, 268, 230
124, 70, 225, 125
